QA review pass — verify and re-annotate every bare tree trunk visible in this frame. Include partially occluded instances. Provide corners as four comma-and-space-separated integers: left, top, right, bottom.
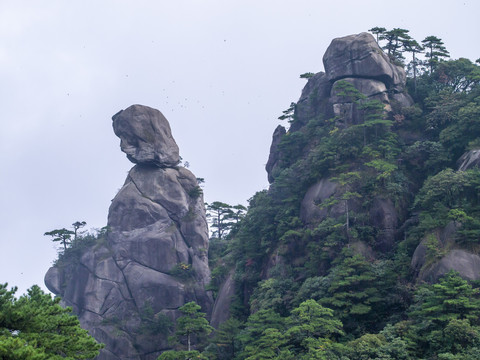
345, 200, 349, 232
413, 52, 417, 95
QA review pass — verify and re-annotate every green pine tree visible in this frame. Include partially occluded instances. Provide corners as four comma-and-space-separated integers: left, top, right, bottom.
0, 284, 103, 360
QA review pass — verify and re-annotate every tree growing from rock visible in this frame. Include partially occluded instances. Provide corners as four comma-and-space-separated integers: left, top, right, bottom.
278, 102, 296, 122
328, 171, 361, 234
368, 26, 386, 43
44, 220, 87, 251
380, 28, 411, 63
44, 228, 75, 251
72, 221, 86, 241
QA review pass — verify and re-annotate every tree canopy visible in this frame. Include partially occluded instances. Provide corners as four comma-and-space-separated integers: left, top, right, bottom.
0, 284, 103, 360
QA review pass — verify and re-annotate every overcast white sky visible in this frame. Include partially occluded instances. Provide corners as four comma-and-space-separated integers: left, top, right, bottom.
1, 0, 478, 296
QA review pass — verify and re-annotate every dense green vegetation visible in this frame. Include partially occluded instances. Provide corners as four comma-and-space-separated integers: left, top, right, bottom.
158, 302, 213, 360
0, 284, 103, 359
193, 28, 480, 359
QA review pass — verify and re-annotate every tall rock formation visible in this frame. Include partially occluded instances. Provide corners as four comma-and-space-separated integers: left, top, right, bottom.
268, 32, 412, 176
263, 32, 480, 287
45, 104, 213, 360
266, 32, 412, 253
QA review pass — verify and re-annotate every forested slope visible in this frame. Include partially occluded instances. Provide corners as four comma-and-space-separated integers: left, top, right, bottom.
205, 30, 480, 360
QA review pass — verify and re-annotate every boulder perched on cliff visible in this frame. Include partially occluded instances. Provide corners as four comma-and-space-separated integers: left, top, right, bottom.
112, 104, 180, 167
267, 32, 413, 181
45, 105, 212, 360
323, 32, 406, 89
264, 32, 413, 257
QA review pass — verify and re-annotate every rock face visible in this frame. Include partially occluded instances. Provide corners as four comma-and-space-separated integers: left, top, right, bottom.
276, 32, 413, 141
458, 149, 480, 171
369, 198, 398, 252
112, 105, 180, 167
291, 72, 331, 132
45, 105, 212, 360
266, 32, 413, 254
413, 221, 480, 282
411, 149, 480, 283
323, 32, 406, 89
300, 179, 338, 224
421, 250, 480, 282
210, 272, 235, 329
265, 125, 286, 183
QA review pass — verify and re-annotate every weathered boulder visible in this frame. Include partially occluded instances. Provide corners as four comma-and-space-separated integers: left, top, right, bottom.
44, 267, 63, 294
266, 32, 413, 188
391, 92, 414, 108
45, 105, 212, 360
122, 262, 186, 311
323, 32, 406, 89
419, 250, 480, 283
458, 149, 480, 171
409, 222, 480, 283
411, 241, 427, 274
331, 78, 388, 101
411, 222, 458, 274
350, 240, 375, 261
112, 104, 180, 167
301, 182, 399, 252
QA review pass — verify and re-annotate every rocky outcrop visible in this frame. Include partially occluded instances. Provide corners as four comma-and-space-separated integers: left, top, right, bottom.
267, 32, 412, 183
420, 250, 480, 282
112, 105, 180, 167
291, 72, 331, 131
210, 272, 235, 328
265, 125, 286, 183
410, 148, 480, 283
263, 33, 415, 256
45, 105, 212, 360
413, 239, 480, 283
323, 32, 406, 90
458, 149, 480, 171
330, 77, 391, 126
290, 33, 412, 134
411, 222, 458, 276
411, 218, 480, 283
